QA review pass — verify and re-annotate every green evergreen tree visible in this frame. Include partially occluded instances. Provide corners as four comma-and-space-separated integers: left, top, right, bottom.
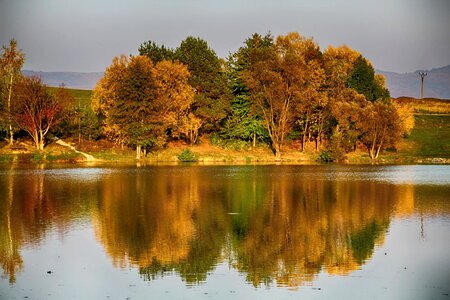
174, 36, 231, 133
346, 55, 390, 102
138, 41, 175, 63
223, 33, 273, 146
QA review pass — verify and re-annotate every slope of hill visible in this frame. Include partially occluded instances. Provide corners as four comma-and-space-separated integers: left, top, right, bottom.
22, 70, 103, 90
377, 65, 450, 99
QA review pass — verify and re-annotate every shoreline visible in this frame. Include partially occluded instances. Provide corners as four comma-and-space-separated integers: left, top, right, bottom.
1, 142, 449, 165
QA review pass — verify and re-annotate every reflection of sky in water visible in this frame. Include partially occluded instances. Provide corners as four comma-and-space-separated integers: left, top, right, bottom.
318, 165, 450, 185
0, 167, 114, 182
2, 216, 449, 300
1, 164, 449, 185
212, 165, 450, 185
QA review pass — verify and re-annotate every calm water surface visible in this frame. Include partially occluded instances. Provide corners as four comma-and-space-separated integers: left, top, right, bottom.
0, 164, 449, 299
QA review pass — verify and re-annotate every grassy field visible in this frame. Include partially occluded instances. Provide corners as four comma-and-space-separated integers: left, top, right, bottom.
48, 87, 93, 107
405, 114, 450, 158
393, 97, 450, 114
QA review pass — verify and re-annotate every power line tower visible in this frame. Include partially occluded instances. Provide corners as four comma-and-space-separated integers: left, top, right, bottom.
419, 72, 427, 98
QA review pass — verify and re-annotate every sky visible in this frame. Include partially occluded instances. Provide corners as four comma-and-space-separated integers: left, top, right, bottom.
1, 0, 449, 73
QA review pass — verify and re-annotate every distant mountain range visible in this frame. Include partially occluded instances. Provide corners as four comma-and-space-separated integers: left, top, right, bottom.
23, 65, 450, 99
22, 70, 103, 90
377, 65, 450, 99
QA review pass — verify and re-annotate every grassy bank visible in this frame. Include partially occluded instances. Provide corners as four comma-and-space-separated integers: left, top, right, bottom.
1, 113, 449, 165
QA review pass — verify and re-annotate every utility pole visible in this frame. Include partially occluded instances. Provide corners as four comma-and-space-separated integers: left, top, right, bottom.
419, 72, 427, 99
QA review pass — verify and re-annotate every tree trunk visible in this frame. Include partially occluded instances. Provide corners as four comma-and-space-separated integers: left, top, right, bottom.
375, 141, 383, 159
301, 134, 307, 152
9, 125, 13, 145
301, 115, 309, 152
253, 131, 256, 148
38, 139, 44, 151
368, 143, 376, 161
39, 130, 45, 150
136, 145, 142, 159
274, 142, 282, 161
8, 74, 14, 145
78, 117, 81, 145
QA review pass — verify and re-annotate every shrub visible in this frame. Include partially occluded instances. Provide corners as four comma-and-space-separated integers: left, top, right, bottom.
318, 151, 333, 163
31, 152, 44, 161
177, 149, 198, 162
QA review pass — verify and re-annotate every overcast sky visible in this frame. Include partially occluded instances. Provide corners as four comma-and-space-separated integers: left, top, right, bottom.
1, 0, 449, 73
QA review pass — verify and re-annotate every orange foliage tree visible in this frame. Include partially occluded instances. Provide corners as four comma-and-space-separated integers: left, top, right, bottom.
242, 32, 325, 159
13, 77, 67, 150
93, 55, 195, 158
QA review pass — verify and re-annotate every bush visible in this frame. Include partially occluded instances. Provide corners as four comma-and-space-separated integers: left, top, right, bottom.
177, 149, 198, 162
31, 152, 44, 161
317, 151, 333, 163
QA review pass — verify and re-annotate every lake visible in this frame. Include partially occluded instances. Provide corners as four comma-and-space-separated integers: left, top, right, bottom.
0, 164, 449, 299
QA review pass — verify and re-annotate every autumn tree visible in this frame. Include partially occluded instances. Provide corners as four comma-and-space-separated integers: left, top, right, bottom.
356, 101, 405, 160
152, 60, 197, 144
115, 55, 157, 158
321, 47, 395, 160
320, 46, 361, 158
0, 39, 25, 144
242, 32, 325, 159
93, 55, 157, 158
92, 55, 128, 147
13, 77, 66, 150
323, 45, 360, 95
284, 36, 327, 152
93, 55, 194, 158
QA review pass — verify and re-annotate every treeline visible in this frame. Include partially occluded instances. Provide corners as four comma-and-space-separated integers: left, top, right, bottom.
0, 33, 414, 161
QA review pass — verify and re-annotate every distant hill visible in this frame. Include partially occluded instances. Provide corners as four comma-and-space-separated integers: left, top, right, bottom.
377, 65, 450, 99
22, 65, 450, 98
22, 70, 103, 90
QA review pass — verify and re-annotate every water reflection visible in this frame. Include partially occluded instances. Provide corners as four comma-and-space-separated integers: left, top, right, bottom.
1, 165, 449, 288
0, 165, 99, 284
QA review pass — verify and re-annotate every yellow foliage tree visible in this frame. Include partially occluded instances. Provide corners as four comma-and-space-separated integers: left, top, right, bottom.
243, 32, 325, 159
152, 60, 199, 143
93, 55, 196, 157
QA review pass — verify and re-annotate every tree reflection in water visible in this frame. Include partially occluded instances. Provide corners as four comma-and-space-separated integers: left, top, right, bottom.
90, 166, 415, 287
0, 165, 445, 288
0, 166, 98, 284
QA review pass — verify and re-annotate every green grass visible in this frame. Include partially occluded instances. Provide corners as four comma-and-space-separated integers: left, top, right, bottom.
27, 150, 84, 163
406, 114, 450, 158
48, 87, 93, 107
68, 89, 93, 107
